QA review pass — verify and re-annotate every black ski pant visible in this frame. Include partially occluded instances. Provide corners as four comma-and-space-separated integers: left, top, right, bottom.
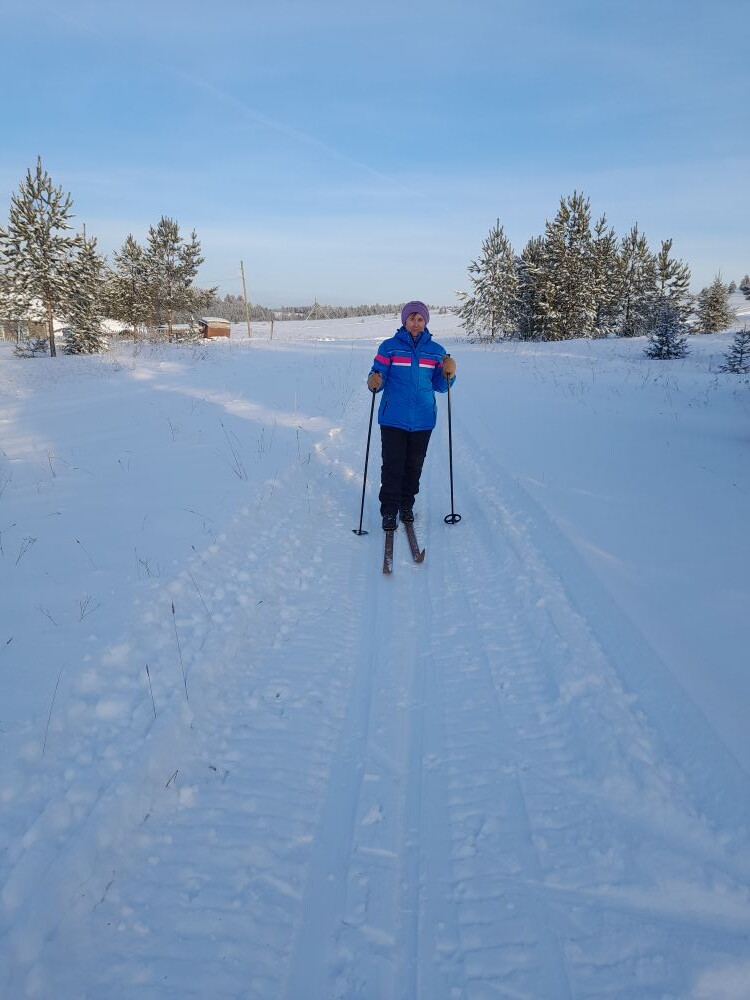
379, 426, 432, 516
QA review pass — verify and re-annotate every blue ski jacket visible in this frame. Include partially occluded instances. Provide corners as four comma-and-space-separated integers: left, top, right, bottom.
369, 326, 455, 432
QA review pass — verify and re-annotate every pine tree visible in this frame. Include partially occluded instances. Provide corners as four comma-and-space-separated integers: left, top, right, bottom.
0, 267, 36, 344
619, 224, 656, 337
145, 217, 206, 338
591, 215, 622, 337
654, 238, 692, 322
644, 302, 690, 359
696, 275, 736, 333
63, 236, 107, 354
458, 220, 518, 341
0, 158, 85, 357
455, 289, 479, 340
535, 192, 596, 340
516, 236, 545, 340
719, 328, 750, 373
109, 234, 150, 338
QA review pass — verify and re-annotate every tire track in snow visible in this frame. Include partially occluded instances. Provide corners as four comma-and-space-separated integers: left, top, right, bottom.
454, 417, 750, 835
420, 443, 574, 999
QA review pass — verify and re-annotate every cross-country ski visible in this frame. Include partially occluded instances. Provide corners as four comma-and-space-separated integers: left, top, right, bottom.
382, 527, 394, 574
403, 520, 425, 563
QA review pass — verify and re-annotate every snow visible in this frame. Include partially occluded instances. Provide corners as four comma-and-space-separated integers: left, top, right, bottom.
1, 310, 749, 998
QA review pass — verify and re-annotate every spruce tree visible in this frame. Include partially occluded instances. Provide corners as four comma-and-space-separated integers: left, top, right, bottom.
718, 328, 750, 373
63, 236, 107, 354
619, 224, 656, 337
644, 302, 690, 359
458, 220, 518, 341
696, 275, 736, 333
109, 234, 151, 338
536, 192, 596, 340
146, 217, 205, 338
0, 158, 85, 357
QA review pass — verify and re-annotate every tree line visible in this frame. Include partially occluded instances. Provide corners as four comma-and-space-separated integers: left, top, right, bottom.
0, 159, 214, 355
202, 296, 405, 324
457, 192, 738, 344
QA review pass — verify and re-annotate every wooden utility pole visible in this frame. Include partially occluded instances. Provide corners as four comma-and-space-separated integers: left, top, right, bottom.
240, 259, 252, 339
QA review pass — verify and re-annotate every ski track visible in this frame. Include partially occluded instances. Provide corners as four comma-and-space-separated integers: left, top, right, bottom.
3, 357, 750, 998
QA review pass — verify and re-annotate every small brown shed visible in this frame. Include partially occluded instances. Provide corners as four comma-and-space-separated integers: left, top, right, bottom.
199, 317, 231, 339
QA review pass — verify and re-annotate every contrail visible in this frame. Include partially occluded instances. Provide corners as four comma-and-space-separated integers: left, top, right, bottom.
37, 3, 426, 201
177, 72, 423, 198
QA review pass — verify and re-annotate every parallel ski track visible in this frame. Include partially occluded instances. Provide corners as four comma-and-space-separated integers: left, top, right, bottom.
287, 524, 435, 999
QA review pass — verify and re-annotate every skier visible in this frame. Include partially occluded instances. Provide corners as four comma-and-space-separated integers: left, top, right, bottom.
367, 301, 457, 531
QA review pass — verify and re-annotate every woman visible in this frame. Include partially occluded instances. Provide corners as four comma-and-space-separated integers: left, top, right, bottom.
367, 301, 457, 530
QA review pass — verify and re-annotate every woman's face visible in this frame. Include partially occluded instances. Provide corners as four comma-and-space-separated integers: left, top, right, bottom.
405, 313, 426, 336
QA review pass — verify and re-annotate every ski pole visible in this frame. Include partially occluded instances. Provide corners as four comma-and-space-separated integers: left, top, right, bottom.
443, 355, 462, 525
353, 388, 377, 535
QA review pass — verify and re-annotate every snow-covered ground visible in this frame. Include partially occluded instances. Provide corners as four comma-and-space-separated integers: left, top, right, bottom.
1, 306, 749, 999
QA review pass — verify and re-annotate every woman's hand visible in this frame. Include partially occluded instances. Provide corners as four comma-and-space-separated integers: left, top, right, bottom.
443, 356, 457, 378
367, 372, 382, 391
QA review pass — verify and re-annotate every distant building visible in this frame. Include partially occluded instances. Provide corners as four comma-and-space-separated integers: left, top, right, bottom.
199, 317, 231, 339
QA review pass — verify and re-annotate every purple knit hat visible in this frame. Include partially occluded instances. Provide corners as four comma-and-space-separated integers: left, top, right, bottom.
401, 300, 430, 327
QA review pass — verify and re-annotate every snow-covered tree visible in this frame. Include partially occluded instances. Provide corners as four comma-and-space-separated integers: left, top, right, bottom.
0, 158, 85, 357
696, 275, 735, 333
457, 220, 518, 341
591, 214, 622, 337
455, 289, 479, 340
63, 236, 107, 354
718, 328, 750, 373
654, 238, 692, 322
536, 192, 596, 340
108, 234, 151, 338
0, 267, 33, 343
618, 224, 656, 337
145, 217, 206, 338
516, 236, 545, 340
644, 302, 690, 359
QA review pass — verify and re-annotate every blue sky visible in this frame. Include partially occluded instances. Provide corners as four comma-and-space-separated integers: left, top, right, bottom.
3, 0, 748, 305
